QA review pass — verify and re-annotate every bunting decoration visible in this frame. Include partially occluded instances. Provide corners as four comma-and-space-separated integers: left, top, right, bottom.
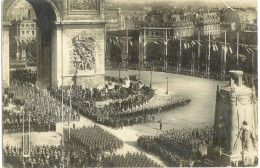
229, 47, 233, 54
13, 36, 37, 46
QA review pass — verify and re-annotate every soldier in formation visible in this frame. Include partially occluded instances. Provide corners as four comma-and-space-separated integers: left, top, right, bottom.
137, 127, 213, 167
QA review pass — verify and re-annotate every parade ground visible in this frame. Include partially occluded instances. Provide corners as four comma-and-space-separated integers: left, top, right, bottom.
3, 70, 226, 166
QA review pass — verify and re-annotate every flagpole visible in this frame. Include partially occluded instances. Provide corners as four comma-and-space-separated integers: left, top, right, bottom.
69, 87, 71, 138
224, 31, 226, 80
208, 33, 210, 78
61, 77, 64, 146
177, 50, 179, 74
237, 32, 239, 67
206, 53, 208, 77
22, 107, 24, 156
191, 52, 193, 75
143, 28, 146, 69
16, 23, 19, 61
28, 109, 30, 156
198, 30, 200, 71
221, 48, 223, 81
165, 28, 168, 71
126, 28, 129, 66
179, 33, 182, 73
138, 28, 141, 79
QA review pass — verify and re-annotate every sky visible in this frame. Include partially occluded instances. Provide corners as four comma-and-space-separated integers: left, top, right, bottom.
107, 0, 257, 7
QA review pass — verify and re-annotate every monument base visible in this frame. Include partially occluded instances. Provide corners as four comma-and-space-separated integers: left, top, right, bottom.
63, 74, 105, 88
207, 146, 257, 167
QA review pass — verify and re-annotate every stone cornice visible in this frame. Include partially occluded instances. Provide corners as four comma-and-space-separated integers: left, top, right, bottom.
54, 21, 106, 25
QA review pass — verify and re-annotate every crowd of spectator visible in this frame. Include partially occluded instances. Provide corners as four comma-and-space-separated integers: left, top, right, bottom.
106, 63, 227, 80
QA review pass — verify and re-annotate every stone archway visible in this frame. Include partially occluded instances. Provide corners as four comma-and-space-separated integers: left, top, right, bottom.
2, 0, 61, 88
3, 0, 106, 89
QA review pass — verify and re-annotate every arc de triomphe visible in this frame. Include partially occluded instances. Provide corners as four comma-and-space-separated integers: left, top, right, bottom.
2, 0, 106, 88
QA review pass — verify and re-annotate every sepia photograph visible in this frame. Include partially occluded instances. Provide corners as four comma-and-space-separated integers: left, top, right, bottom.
1, 0, 258, 167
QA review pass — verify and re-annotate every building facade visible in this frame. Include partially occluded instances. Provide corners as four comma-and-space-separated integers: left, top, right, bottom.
20, 20, 37, 37
196, 13, 220, 37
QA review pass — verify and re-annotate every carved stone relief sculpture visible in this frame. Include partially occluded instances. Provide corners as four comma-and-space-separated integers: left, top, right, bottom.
72, 34, 96, 71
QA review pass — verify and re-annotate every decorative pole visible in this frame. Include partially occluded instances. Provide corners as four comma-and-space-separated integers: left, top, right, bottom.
165, 28, 168, 71
206, 53, 208, 76
198, 30, 200, 71
191, 52, 193, 75
236, 32, 239, 67
126, 28, 129, 66
143, 27, 146, 69
224, 31, 226, 80
179, 33, 182, 73
166, 77, 168, 94
28, 109, 30, 156
150, 66, 153, 89
138, 28, 141, 79
16, 23, 20, 61
208, 32, 211, 78
22, 107, 24, 156
177, 50, 179, 74
221, 48, 223, 81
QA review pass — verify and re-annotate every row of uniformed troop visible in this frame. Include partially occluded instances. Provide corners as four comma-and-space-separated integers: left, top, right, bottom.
10, 69, 37, 84
3, 80, 80, 133
3, 108, 56, 133
64, 125, 123, 153
137, 127, 213, 167
4, 145, 63, 168
102, 152, 161, 167
51, 84, 191, 129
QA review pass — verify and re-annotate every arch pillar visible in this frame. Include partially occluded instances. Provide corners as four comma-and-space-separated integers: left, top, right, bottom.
2, 22, 11, 88
51, 24, 63, 88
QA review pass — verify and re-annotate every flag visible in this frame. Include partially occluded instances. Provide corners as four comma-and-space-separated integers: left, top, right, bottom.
245, 46, 250, 53
130, 40, 133, 46
225, 46, 228, 53
248, 47, 253, 53
212, 45, 215, 51
154, 40, 159, 44
184, 43, 187, 49
112, 38, 116, 45
229, 47, 233, 54
192, 40, 196, 46
221, 45, 224, 51
215, 45, 218, 51
116, 38, 119, 46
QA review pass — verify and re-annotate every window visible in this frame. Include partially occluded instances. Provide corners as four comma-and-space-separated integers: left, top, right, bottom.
32, 31, 35, 35
26, 31, 29, 35
22, 31, 24, 35
31, 24, 34, 27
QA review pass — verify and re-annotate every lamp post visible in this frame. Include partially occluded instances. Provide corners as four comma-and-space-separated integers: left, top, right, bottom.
166, 77, 168, 94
